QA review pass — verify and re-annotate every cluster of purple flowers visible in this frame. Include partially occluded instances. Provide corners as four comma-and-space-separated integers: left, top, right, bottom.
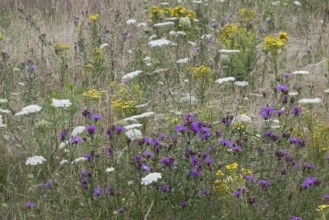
300, 177, 320, 189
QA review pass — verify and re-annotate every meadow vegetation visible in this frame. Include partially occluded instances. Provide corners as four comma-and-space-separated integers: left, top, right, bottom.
1, 0, 329, 219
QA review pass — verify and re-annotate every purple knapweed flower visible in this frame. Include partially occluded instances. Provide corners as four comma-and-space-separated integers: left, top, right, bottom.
181, 201, 187, 208
42, 179, 53, 189
114, 126, 124, 134
200, 189, 210, 196
81, 177, 88, 190
160, 184, 170, 193
71, 136, 82, 144
232, 146, 242, 153
87, 125, 98, 135
323, 194, 329, 202
107, 186, 114, 196
204, 157, 213, 166
260, 107, 275, 120
93, 187, 103, 197
174, 124, 187, 132
303, 163, 316, 170
258, 179, 270, 189
292, 107, 302, 117
301, 177, 320, 189
59, 130, 68, 141
91, 113, 102, 122
190, 167, 201, 177
118, 207, 124, 214
25, 202, 36, 209
282, 73, 292, 78
244, 175, 254, 182
143, 151, 154, 158
220, 139, 234, 147
107, 147, 113, 156
191, 156, 201, 167
141, 164, 151, 172
290, 217, 303, 220
248, 197, 257, 205
276, 84, 289, 93
82, 109, 91, 117
161, 157, 171, 166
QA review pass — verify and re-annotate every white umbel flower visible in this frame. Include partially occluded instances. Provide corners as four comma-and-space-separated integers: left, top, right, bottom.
106, 167, 115, 173
122, 70, 142, 80
234, 81, 249, 87
137, 22, 147, 28
148, 39, 175, 47
292, 70, 309, 75
272, 1, 281, 6
288, 91, 298, 96
294, 1, 301, 6
15, 105, 42, 116
324, 89, 329, 93
219, 49, 240, 53
232, 114, 251, 125
298, 98, 321, 104
125, 129, 143, 140
124, 124, 143, 130
176, 58, 189, 64
0, 109, 10, 114
126, 19, 137, 25
72, 157, 87, 164
141, 172, 162, 185
59, 141, 69, 149
60, 159, 68, 165
71, 126, 85, 137
153, 22, 175, 27
215, 77, 235, 84
130, 112, 155, 119
51, 98, 72, 108
25, 156, 46, 165
100, 43, 108, 49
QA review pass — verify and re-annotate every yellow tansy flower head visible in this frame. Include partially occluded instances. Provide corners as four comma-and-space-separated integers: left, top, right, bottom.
226, 162, 239, 171
89, 14, 100, 21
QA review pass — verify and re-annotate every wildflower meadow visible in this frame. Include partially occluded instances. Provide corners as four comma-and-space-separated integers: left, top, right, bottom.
1, 0, 329, 219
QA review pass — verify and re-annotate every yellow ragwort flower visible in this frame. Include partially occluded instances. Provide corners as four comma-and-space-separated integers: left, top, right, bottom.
215, 170, 225, 176
89, 14, 100, 21
226, 162, 239, 171
316, 204, 329, 211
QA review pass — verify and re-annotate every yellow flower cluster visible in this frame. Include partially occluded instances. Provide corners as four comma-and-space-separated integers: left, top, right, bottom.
53, 41, 70, 51
316, 204, 329, 211
239, 8, 256, 21
150, 5, 196, 21
264, 32, 289, 52
89, 14, 100, 21
112, 99, 134, 109
225, 162, 239, 171
83, 89, 105, 99
214, 171, 245, 197
220, 24, 239, 40
0, 33, 3, 41
190, 65, 212, 80
91, 48, 105, 62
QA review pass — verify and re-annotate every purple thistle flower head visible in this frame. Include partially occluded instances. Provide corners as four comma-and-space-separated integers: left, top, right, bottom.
248, 197, 257, 205
141, 164, 151, 172
107, 147, 113, 156
161, 157, 171, 166
220, 139, 234, 147
233, 190, 242, 199
276, 84, 289, 93
107, 186, 114, 196
244, 175, 254, 182
232, 146, 242, 153
118, 207, 124, 214
174, 124, 187, 132
258, 179, 270, 189
43, 179, 53, 189
184, 114, 196, 123
160, 184, 170, 193
200, 189, 210, 196
87, 125, 98, 135
25, 202, 36, 209
215, 130, 222, 137
134, 155, 142, 161
282, 73, 292, 78
93, 187, 103, 197
191, 156, 201, 167
115, 126, 125, 134
210, 23, 218, 28
143, 151, 154, 158
190, 167, 201, 177
181, 201, 187, 208
84, 154, 93, 160
260, 107, 275, 120
71, 136, 82, 144
81, 177, 88, 190
290, 217, 303, 220
82, 109, 91, 118
301, 177, 320, 189
91, 113, 102, 122
303, 162, 316, 170
292, 107, 302, 117
221, 115, 233, 126
59, 129, 68, 141
81, 169, 88, 177
275, 150, 289, 159
144, 137, 154, 145
204, 157, 213, 165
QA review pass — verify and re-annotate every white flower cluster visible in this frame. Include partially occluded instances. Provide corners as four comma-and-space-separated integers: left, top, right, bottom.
71, 126, 85, 137
298, 98, 321, 104
176, 58, 189, 64
232, 114, 252, 125
122, 70, 142, 80
125, 129, 143, 140
219, 49, 240, 54
215, 77, 236, 84
15, 105, 42, 116
0, 115, 6, 128
141, 172, 162, 185
292, 70, 309, 75
51, 98, 72, 108
148, 39, 175, 47
130, 112, 155, 119
153, 22, 175, 27
25, 156, 46, 165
